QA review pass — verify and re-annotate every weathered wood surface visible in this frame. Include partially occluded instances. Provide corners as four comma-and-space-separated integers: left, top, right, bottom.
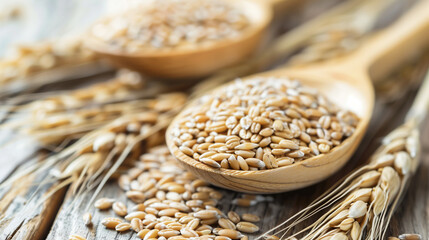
0, 0, 428, 239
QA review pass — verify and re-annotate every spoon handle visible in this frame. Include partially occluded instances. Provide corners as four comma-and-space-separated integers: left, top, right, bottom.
344, 0, 429, 80
406, 70, 429, 125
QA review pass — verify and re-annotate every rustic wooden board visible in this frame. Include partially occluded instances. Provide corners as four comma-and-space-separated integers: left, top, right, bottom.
0, 153, 67, 240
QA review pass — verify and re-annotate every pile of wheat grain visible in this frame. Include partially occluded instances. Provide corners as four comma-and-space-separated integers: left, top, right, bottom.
71, 145, 263, 240
171, 77, 359, 171
91, 0, 249, 52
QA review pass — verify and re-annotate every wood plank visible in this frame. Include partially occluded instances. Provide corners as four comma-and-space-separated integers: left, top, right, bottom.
0, 153, 67, 240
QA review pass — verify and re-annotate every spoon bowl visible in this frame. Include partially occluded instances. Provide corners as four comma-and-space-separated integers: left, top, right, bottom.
166, 67, 373, 193
86, 0, 272, 80
166, 0, 429, 193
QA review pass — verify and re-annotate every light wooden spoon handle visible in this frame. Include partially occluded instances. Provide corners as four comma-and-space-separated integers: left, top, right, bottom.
345, 0, 429, 79
406, 71, 429, 125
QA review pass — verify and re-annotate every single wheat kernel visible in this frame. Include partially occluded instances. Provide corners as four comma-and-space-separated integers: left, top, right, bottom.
232, 198, 257, 207
101, 217, 122, 229
125, 211, 146, 221
236, 222, 259, 233
348, 200, 367, 218
167, 222, 183, 231
115, 222, 131, 232
331, 232, 348, 240
228, 211, 240, 224
200, 158, 222, 168
398, 234, 422, 240
216, 237, 233, 240
194, 210, 219, 219
180, 228, 199, 237
169, 237, 189, 240
94, 198, 114, 210
159, 208, 179, 217
329, 210, 349, 226
350, 220, 361, 240
241, 214, 260, 223
82, 212, 92, 226
264, 235, 280, 240
198, 229, 212, 235
218, 218, 236, 230
112, 201, 128, 216
143, 229, 159, 240
186, 218, 200, 230
131, 218, 143, 232
339, 217, 354, 231
158, 229, 181, 238
137, 229, 151, 239
69, 234, 86, 240
218, 229, 243, 239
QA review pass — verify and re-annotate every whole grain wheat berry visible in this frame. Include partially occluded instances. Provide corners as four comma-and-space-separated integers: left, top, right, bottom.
171, 77, 359, 170
93, 145, 261, 239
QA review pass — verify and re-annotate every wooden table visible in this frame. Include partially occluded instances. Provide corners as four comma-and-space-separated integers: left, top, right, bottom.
0, 0, 428, 239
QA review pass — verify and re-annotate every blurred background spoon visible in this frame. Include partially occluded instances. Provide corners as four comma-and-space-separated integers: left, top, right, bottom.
85, 0, 273, 80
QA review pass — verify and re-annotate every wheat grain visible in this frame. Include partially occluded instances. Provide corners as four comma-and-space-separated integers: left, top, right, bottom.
219, 229, 244, 239
398, 234, 422, 240
91, 0, 249, 53
101, 217, 123, 229
116, 222, 132, 232
0, 37, 96, 86
236, 222, 259, 233
1, 70, 146, 146
69, 234, 86, 240
218, 218, 236, 230
112, 201, 128, 216
91, 145, 263, 239
172, 77, 359, 170
94, 198, 115, 210
82, 212, 92, 226
228, 211, 241, 224
241, 214, 260, 223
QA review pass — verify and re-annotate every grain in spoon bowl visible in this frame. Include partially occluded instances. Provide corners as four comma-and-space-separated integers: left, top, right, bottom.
91, 0, 251, 53
86, 0, 272, 79
169, 77, 360, 172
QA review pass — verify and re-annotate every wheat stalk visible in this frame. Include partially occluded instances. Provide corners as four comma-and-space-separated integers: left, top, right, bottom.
0, 37, 110, 97
1, 69, 145, 116
0, 70, 168, 148
259, 70, 429, 240
0, 93, 187, 201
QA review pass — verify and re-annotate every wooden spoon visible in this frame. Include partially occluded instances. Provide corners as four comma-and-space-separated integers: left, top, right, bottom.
166, 0, 429, 193
85, 0, 272, 80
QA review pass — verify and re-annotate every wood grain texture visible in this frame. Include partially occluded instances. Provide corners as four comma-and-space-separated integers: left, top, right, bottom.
0, 154, 67, 240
